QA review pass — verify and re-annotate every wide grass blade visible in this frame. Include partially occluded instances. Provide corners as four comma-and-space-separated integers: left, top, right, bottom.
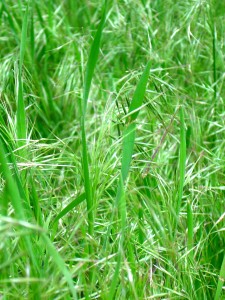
109, 61, 151, 299
82, 2, 107, 115
128, 61, 151, 122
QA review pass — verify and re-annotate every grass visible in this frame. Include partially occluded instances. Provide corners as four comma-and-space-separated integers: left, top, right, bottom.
0, 0, 225, 299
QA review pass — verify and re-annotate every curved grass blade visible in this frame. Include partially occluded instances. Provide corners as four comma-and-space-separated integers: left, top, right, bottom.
52, 193, 86, 225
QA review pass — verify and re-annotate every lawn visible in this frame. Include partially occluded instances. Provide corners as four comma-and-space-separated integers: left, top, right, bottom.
0, 0, 225, 299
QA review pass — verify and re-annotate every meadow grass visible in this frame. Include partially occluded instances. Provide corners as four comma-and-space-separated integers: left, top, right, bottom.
0, 0, 225, 299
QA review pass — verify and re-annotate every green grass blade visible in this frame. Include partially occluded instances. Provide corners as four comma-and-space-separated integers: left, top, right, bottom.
0, 140, 77, 297
2, 0, 19, 43
17, 3, 29, 143
80, 1, 107, 244
82, 2, 107, 115
52, 193, 86, 225
0, 140, 39, 273
81, 120, 93, 239
41, 233, 78, 299
176, 106, 186, 217
128, 61, 151, 122
214, 253, 225, 300
120, 123, 136, 182
109, 62, 150, 299
187, 201, 193, 259
19, 4, 29, 74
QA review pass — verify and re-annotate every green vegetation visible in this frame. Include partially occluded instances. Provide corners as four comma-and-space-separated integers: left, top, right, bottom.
0, 0, 225, 299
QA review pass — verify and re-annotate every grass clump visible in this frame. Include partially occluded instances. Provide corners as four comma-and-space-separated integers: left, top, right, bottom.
0, 0, 225, 299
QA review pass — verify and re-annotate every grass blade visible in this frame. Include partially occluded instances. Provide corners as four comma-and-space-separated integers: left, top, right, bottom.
52, 193, 86, 225
0, 140, 77, 298
82, 2, 107, 115
187, 200, 193, 259
41, 233, 78, 299
17, 3, 29, 144
214, 253, 225, 300
176, 106, 186, 222
178, 106, 186, 201
128, 61, 151, 122
109, 61, 150, 299
81, 1, 107, 245
0, 140, 39, 273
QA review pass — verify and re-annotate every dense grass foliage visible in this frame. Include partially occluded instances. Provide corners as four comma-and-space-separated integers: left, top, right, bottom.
0, 0, 225, 299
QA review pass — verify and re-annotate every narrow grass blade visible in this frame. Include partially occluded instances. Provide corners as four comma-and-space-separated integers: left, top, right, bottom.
82, 2, 107, 115
214, 253, 225, 300
80, 1, 107, 244
41, 233, 78, 299
108, 251, 122, 300
187, 201, 193, 259
2, 0, 19, 43
52, 193, 86, 225
176, 106, 186, 220
19, 4, 29, 74
30, 1, 35, 64
0, 140, 39, 273
17, 3, 29, 143
81, 120, 93, 239
30, 172, 44, 227
0, 140, 77, 297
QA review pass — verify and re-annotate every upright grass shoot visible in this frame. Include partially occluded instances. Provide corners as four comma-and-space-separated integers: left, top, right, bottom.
81, 1, 107, 245
16, 2, 29, 148
109, 61, 151, 299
